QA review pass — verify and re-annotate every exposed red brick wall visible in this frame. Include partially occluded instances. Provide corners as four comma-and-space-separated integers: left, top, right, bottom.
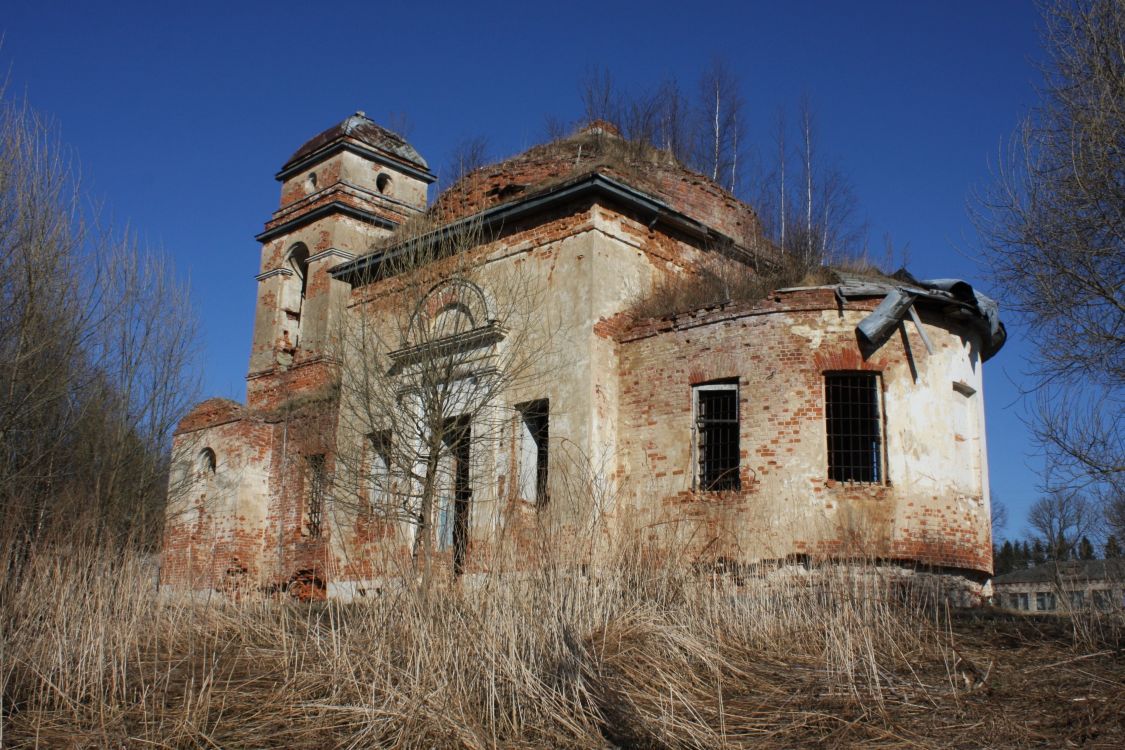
612, 291, 993, 575
166, 122, 996, 598
430, 127, 765, 250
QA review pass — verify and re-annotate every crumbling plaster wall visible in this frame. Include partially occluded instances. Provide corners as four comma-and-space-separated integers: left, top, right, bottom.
251, 214, 390, 377
162, 402, 273, 595
323, 202, 751, 586
614, 288, 992, 575
276, 151, 426, 224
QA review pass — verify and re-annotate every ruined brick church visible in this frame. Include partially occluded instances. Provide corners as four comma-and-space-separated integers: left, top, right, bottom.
161, 112, 1005, 599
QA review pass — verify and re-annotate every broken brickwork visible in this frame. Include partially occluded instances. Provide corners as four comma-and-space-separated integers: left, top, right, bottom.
162, 114, 1002, 599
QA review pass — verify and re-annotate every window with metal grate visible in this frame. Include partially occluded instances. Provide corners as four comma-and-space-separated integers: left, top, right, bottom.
305, 454, 327, 538
825, 372, 883, 483
694, 382, 740, 491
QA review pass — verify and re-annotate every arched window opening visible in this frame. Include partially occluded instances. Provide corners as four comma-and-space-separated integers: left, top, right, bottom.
288, 243, 311, 300
199, 447, 217, 475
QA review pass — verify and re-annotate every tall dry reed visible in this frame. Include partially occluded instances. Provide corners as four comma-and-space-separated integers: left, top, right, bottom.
0, 540, 1006, 749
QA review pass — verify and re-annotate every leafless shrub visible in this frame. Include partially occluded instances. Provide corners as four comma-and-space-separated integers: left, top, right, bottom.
0, 88, 198, 554
330, 213, 557, 595
974, 0, 1124, 511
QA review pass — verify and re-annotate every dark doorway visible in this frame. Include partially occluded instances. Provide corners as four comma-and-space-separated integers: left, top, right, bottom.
443, 416, 472, 574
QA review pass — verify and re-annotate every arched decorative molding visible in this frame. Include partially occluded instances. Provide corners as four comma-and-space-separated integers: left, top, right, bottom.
405, 277, 492, 346
390, 277, 505, 377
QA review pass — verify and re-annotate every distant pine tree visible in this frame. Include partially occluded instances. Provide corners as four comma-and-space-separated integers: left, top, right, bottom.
1105, 535, 1121, 559
1053, 530, 1071, 561
1032, 539, 1047, 566
1078, 536, 1096, 560
995, 540, 1016, 575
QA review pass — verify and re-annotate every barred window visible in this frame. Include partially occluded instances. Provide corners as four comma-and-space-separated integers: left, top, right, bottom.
694, 382, 740, 491
305, 454, 326, 538
825, 372, 883, 483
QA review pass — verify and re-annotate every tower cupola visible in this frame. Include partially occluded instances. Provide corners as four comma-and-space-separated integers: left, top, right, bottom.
248, 113, 433, 380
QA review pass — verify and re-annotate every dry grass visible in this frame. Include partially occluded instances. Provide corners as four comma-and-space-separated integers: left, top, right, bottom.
1, 543, 1122, 749
626, 253, 904, 323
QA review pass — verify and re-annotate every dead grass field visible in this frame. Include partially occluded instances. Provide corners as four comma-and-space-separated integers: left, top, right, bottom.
1, 545, 1122, 749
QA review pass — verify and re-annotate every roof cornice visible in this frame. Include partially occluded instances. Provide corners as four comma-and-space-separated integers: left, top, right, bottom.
255, 201, 398, 244
330, 172, 759, 285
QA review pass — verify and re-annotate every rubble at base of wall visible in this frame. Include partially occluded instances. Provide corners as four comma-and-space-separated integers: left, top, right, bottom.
736, 562, 990, 609
236, 562, 988, 607
157, 548, 989, 607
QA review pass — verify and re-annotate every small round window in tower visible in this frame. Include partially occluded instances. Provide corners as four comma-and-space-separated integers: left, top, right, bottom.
376, 173, 393, 195
304, 171, 318, 192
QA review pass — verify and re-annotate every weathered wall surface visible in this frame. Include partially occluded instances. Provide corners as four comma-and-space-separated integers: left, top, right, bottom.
163, 117, 999, 598
161, 400, 273, 595
612, 288, 992, 575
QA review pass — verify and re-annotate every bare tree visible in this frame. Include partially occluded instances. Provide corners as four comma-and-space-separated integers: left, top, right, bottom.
580, 65, 621, 126
331, 214, 554, 594
1105, 484, 1125, 539
1027, 490, 1100, 560
774, 109, 787, 252
652, 78, 693, 165
974, 0, 1124, 514
0, 89, 198, 554
84, 239, 199, 543
694, 58, 747, 193
991, 493, 1009, 540
577, 62, 747, 192
435, 135, 491, 196
752, 100, 865, 272
800, 97, 815, 266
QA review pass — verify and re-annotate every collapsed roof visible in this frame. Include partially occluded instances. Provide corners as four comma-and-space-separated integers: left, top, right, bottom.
834, 271, 1006, 361
430, 121, 766, 251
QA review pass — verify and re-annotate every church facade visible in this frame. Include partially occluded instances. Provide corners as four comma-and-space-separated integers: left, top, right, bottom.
161, 113, 1004, 599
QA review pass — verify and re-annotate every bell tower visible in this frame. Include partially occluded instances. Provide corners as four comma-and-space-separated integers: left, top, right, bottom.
247, 112, 434, 404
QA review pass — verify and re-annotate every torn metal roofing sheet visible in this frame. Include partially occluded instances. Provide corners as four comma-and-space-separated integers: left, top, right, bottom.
783, 271, 1006, 360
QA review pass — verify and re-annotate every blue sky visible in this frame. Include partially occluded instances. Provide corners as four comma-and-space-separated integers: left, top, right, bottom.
3, 0, 1047, 535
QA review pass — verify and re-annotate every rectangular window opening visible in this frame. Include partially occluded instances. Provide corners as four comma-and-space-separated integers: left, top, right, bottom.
694, 382, 741, 492
825, 372, 883, 483
305, 453, 326, 538
368, 431, 392, 515
516, 399, 549, 505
